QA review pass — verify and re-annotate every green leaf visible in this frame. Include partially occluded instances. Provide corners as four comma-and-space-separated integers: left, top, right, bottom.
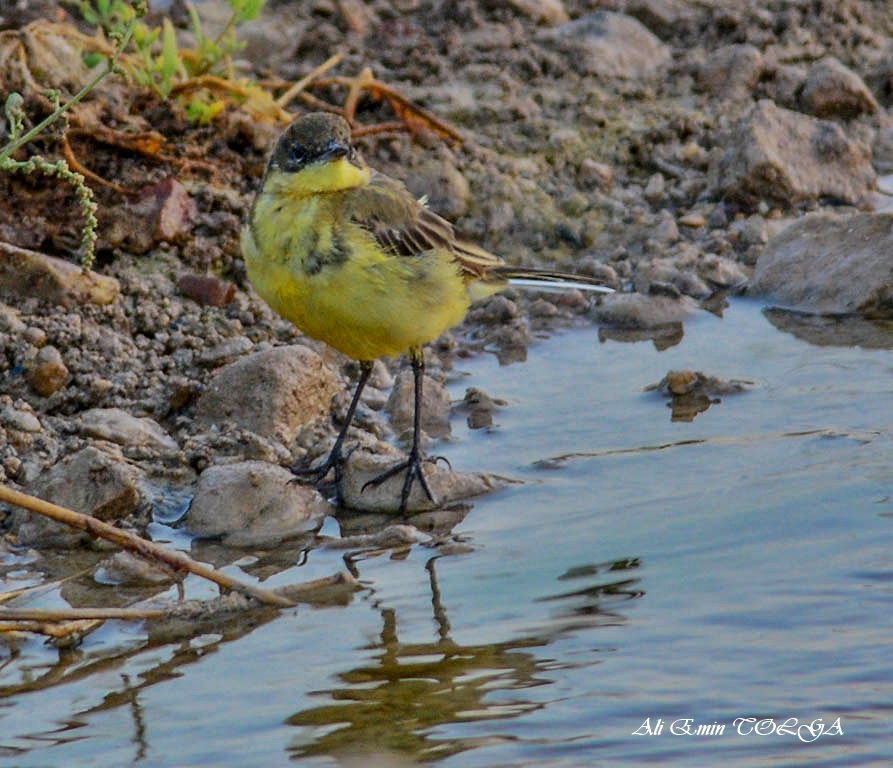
82, 51, 105, 68
132, 21, 159, 50
4, 93, 25, 140
185, 95, 225, 125
229, 0, 265, 23
158, 18, 180, 97
186, 3, 205, 43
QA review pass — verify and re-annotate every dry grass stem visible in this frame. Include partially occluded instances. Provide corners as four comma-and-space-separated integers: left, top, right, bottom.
0, 484, 295, 608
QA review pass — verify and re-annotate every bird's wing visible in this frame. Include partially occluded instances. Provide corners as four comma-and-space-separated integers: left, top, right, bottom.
345, 171, 502, 279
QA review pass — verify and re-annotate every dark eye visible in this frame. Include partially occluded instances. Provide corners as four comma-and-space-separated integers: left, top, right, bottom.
285, 143, 306, 168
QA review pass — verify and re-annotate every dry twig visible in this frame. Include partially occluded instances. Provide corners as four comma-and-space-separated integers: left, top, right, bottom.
274, 52, 344, 110
0, 484, 294, 608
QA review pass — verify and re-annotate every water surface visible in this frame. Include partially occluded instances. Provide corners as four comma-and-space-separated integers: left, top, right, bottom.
1, 301, 891, 766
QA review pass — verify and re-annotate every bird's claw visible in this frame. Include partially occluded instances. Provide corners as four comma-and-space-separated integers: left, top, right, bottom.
290, 449, 347, 505
361, 453, 438, 513
289, 464, 328, 485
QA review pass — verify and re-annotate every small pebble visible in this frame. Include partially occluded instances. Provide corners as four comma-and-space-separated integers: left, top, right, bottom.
28, 345, 68, 397
178, 273, 237, 307
0, 405, 41, 433
678, 213, 707, 228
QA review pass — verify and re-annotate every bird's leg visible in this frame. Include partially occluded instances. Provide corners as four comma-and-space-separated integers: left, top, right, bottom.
292, 360, 374, 504
362, 347, 437, 513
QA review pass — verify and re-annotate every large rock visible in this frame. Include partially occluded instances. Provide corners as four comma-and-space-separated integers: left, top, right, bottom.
102, 179, 197, 254
695, 44, 763, 98
538, 11, 671, 79
590, 291, 699, 328
195, 345, 339, 445
749, 211, 893, 316
709, 100, 876, 207
385, 371, 452, 439
185, 461, 328, 546
0, 404, 41, 433
79, 408, 179, 454
800, 57, 878, 119
625, 0, 697, 39
10, 446, 144, 547
340, 445, 503, 513
0, 241, 119, 307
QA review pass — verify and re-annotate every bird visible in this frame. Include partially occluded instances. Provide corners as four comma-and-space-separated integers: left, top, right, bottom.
241, 112, 613, 512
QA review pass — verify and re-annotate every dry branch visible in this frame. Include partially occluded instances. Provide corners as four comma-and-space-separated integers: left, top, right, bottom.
0, 484, 294, 608
0, 607, 166, 622
275, 52, 344, 109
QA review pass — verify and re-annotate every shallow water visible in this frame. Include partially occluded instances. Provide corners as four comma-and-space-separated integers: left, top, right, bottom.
2, 300, 892, 766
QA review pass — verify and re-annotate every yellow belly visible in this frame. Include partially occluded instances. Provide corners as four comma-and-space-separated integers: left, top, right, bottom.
242, 199, 472, 361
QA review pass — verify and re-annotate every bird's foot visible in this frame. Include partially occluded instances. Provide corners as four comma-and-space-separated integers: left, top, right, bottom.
290, 447, 348, 505
290, 464, 326, 485
362, 452, 443, 513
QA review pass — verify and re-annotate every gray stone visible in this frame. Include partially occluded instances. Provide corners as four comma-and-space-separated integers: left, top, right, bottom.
645, 369, 758, 397
404, 155, 472, 221
871, 120, 893, 174
644, 173, 666, 201
321, 524, 428, 550
504, 0, 568, 25
340, 445, 503, 513
709, 100, 876, 207
102, 179, 197, 254
385, 371, 452, 439
96, 551, 174, 585
196, 344, 339, 445
696, 44, 763, 98
0, 405, 41, 433
698, 255, 749, 289
539, 11, 671, 79
80, 408, 179, 453
651, 210, 679, 244
185, 461, 328, 546
625, 0, 697, 38
0, 302, 26, 333
800, 57, 878, 119
866, 54, 893, 108
0, 241, 119, 308
11, 447, 144, 547
766, 63, 809, 110
636, 263, 711, 299
590, 291, 699, 328
28, 345, 68, 397
749, 211, 893, 316
729, 214, 769, 246
197, 335, 253, 368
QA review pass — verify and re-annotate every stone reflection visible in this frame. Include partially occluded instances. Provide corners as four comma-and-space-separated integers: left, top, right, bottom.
763, 308, 893, 349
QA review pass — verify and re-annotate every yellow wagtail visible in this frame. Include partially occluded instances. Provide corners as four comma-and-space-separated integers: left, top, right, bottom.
242, 112, 613, 512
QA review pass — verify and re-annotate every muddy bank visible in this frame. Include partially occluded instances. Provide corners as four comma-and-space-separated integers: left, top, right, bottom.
2, 0, 893, 558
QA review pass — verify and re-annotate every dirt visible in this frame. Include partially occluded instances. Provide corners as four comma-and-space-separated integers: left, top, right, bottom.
2, 0, 893, 546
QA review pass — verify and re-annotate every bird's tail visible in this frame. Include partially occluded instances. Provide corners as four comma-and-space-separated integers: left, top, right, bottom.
489, 266, 615, 294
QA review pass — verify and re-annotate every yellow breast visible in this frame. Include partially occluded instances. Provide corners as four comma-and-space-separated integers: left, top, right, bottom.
243, 183, 472, 361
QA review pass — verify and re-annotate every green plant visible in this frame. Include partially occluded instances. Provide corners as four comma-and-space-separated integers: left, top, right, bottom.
0, 1, 145, 272
184, 0, 265, 78
68, 0, 266, 117
130, 15, 181, 98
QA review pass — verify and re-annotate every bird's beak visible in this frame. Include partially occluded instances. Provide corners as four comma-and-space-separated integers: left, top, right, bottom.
321, 140, 350, 162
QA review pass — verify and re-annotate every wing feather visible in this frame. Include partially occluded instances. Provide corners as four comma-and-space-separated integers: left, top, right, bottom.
345, 171, 503, 279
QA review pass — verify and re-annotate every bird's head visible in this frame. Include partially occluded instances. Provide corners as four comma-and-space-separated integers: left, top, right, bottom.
266, 112, 370, 194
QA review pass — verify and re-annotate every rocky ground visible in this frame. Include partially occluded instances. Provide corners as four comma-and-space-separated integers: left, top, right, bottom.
1, 0, 892, 561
